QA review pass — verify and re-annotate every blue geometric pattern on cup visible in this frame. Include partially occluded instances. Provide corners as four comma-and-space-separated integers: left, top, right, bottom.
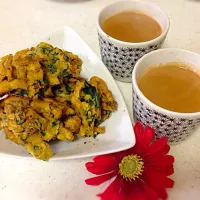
132, 89, 200, 143
98, 33, 164, 82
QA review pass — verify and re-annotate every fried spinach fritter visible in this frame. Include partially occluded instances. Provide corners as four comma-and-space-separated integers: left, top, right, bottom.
0, 43, 118, 161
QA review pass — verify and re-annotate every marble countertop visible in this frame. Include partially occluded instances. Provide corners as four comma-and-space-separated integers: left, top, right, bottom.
0, 0, 200, 199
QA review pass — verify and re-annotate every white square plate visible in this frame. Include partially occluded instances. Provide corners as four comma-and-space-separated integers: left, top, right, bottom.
0, 26, 135, 160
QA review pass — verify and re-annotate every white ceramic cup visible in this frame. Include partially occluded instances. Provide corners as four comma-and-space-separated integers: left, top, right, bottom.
97, 0, 170, 82
132, 48, 200, 143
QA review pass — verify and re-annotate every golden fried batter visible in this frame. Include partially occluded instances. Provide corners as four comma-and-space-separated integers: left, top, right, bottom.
26, 134, 53, 161
0, 55, 13, 82
57, 123, 74, 141
35, 42, 82, 86
71, 80, 101, 137
0, 79, 27, 95
90, 76, 117, 111
4, 127, 25, 145
0, 43, 118, 161
90, 76, 118, 123
64, 116, 81, 133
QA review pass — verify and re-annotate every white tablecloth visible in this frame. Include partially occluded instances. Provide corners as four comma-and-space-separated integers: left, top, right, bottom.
0, 0, 200, 199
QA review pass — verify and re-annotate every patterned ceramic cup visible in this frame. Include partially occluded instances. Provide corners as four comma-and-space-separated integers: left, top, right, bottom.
97, 0, 170, 82
132, 48, 200, 143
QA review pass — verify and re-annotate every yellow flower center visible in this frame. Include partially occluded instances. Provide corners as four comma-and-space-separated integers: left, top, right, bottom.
119, 154, 144, 181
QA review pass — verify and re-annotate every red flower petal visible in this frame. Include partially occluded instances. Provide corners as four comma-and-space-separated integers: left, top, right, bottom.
147, 166, 174, 176
145, 155, 175, 167
142, 126, 155, 147
126, 183, 147, 200
142, 137, 168, 156
134, 122, 144, 148
127, 190, 147, 200
85, 161, 118, 175
132, 122, 154, 155
85, 170, 118, 186
145, 144, 170, 159
134, 122, 143, 139
143, 168, 174, 189
143, 183, 159, 200
97, 176, 125, 200
134, 123, 144, 147
110, 151, 130, 162
93, 154, 121, 164
115, 178, 126, 200
155, 188, 168, 200
154, 144, 170, 156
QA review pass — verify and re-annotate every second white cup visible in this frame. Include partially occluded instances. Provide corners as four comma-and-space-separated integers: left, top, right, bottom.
132, 48, 200, 143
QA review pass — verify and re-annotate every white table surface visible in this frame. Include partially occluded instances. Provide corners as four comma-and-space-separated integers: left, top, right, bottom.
0, 0, 200, 199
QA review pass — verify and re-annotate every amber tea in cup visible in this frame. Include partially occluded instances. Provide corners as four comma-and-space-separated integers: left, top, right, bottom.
138, 62, 200, 113
102, 11, 162, 43
97, 1, 169, 82
132, 49, 200, 143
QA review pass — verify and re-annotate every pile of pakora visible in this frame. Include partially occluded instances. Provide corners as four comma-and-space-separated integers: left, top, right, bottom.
0, 42, 117, 160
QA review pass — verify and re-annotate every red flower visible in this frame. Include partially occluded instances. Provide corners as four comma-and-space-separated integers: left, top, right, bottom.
85, 122, 175, 200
